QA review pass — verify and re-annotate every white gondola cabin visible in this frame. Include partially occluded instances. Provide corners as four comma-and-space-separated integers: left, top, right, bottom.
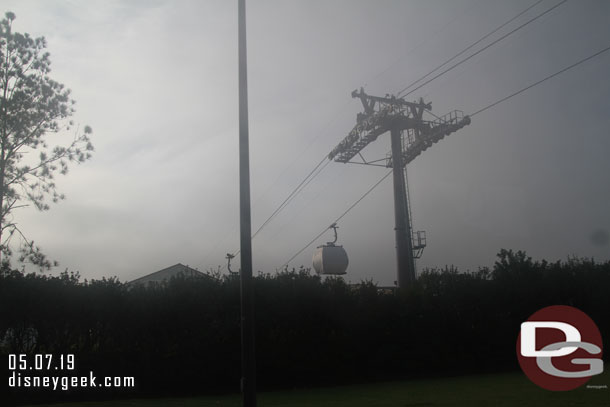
312, 223, 348, 275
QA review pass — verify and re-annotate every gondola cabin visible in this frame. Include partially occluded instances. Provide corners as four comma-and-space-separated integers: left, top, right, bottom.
312, 223, 348, 275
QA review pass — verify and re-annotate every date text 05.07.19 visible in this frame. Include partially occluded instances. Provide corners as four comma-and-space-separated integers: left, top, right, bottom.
8, 354, 75, 371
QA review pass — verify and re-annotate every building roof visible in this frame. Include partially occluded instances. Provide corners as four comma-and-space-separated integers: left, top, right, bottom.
128, 263, 207, 286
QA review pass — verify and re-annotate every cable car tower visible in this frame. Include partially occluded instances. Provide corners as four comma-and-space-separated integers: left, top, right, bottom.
328, 88, 470, 288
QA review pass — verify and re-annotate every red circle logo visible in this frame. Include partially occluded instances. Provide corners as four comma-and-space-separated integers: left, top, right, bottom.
516, 305, 604, 391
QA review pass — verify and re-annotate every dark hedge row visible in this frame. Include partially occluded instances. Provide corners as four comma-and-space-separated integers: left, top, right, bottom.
1, 249, 609, 405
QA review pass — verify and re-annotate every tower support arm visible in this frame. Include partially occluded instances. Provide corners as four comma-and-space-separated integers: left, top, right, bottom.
352, 88, 431, 111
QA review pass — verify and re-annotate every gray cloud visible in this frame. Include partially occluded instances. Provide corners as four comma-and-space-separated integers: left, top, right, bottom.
3, 0, 609, 285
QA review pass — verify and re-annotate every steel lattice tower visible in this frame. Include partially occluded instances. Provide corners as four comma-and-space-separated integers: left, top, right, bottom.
328, 88, 471, 288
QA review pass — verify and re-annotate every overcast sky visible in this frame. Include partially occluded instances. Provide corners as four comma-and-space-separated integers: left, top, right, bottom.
3, 0, 609, 285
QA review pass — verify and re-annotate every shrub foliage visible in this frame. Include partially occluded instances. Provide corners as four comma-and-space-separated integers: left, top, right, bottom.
1, 250, 609, 404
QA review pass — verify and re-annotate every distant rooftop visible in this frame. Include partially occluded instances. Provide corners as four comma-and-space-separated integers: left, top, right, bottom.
128, 263, 207, 286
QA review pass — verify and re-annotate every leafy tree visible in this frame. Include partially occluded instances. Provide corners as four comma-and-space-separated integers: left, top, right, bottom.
0, 11, 93, 268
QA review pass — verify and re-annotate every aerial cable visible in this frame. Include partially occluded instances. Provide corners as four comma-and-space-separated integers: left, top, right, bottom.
248, 0, 491, 239
397, 0, 546, 97
250, 100, 354, 209
363, 0, 485, 89
205, 0, 569, 271
252, 156, 327, 239
249, 157, 331, 241
231, 154, 330, 258
269, 162, 350, 241
262, 159, 335, 237
470, 44, 610, 117
249, 0, 489, 232
276, 40, 610, 272
398, 0, 569, 98
198, 154, 330, 268
217, 1, 540, 266
290, 158, 333, 201
279, 169, 393, 270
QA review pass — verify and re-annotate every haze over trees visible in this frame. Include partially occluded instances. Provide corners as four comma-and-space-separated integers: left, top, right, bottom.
0, 11, 93, 269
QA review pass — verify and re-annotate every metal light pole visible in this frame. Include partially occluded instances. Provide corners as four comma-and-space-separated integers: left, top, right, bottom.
238, 0, 256, 405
